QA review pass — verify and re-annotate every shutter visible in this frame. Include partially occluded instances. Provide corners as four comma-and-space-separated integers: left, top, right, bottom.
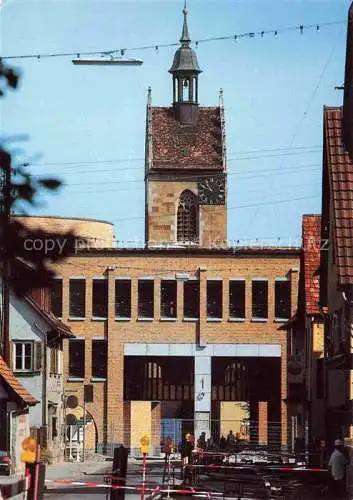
8, 341, 13, 371
34, 342, 42, 372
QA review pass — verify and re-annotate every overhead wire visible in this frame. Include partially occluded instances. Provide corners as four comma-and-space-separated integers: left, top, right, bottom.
0, 20, 344, 61
23, 146, 322, 173
42, 163, 321, 190
249, 24, 343, 226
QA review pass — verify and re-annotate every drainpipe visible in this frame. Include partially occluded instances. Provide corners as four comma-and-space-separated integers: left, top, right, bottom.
33, 322, 48, 442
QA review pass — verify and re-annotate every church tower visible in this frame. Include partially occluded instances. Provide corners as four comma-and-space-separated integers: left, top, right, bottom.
145, 2, 227, 248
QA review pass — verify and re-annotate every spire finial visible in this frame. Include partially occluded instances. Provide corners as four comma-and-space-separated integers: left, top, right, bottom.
180, 0, 191, 46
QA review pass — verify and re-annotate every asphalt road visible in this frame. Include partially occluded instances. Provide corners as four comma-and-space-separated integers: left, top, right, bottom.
45, 463, 112, 499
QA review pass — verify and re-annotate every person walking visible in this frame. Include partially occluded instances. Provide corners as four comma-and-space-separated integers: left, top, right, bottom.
328, 439, 348, 499
226, 430, 236, 451
197, 432, 206, 451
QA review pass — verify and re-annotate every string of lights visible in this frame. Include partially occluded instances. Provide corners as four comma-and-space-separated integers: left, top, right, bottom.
0, 20, 344, 61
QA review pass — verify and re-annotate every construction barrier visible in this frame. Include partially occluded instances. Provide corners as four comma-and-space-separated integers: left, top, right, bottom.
0, 474, 30, 500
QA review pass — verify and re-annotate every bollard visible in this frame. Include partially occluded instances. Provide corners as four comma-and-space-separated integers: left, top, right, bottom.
26, 462, 46, 500
110, 445, 128, 500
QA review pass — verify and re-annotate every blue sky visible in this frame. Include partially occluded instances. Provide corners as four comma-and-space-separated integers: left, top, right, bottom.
1, 0, 351, 246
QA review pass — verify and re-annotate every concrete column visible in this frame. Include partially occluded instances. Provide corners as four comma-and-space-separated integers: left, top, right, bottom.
289, 268, 299, 317
258, 401, 268, 444
194, 351, 211, 439
281, 342, 288, 448
151, 402, 161, 454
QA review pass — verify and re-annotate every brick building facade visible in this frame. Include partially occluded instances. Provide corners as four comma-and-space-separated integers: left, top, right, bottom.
22, 5, 302, 453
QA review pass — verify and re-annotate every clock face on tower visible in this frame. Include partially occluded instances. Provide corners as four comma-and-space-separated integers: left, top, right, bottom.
198, 175, 226, 205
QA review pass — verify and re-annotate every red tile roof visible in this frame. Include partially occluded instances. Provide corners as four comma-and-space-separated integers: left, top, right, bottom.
302, 215, 321, 314
151, 107, 223, 170
0, 356, 38, 406
24, 295, 74, 338
324, 106, 353, 285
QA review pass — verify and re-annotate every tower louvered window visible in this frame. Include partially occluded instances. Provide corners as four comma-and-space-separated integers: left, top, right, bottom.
177, 190, 198, 243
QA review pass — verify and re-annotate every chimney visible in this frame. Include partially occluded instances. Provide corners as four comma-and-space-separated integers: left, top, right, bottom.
343, 3, 353, 155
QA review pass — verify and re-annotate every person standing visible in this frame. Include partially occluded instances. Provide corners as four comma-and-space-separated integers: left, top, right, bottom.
328, 439, 348, 499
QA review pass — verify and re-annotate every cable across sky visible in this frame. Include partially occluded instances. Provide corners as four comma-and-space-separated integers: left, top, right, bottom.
0, 20, 345, 61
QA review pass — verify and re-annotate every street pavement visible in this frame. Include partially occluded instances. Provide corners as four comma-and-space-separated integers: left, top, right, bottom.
44, 456, 172, 499
44, 458, 113, 498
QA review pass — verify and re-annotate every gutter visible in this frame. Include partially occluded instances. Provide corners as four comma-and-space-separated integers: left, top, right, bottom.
32, 322, 48, 434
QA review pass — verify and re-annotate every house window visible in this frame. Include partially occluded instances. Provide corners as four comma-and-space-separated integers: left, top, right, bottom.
207, 280, 222, 319
51, 279, 62, 317
13, 342, 42, 372
177, 190, 198, 243
14, 342, 33, 371
252, 280, 268, 319
275, 280, 291, 319
184, 281, 199, 318
69, 279, 86, 318
161, 280, 177, 318
68, 339, 85, 378
92, 279, 108, 318
229, 280, 245, 319
92, 339, 107, 379
50, 348, 60, 374
115, 279, 131, 318
138, 280, 154, 318
52, 416, 58, 439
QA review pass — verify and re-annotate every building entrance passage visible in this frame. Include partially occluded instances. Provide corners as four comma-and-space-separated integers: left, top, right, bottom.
123, 354, 282, 452
124, 356, 194, 401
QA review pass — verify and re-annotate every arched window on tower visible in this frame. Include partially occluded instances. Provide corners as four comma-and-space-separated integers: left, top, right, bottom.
177, 190, 198, 243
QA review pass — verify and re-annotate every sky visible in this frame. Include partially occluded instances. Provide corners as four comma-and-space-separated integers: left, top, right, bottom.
0, 0, 351, 246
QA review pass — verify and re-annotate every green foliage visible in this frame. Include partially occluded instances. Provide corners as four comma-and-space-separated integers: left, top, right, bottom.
40, 447, 53, 464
